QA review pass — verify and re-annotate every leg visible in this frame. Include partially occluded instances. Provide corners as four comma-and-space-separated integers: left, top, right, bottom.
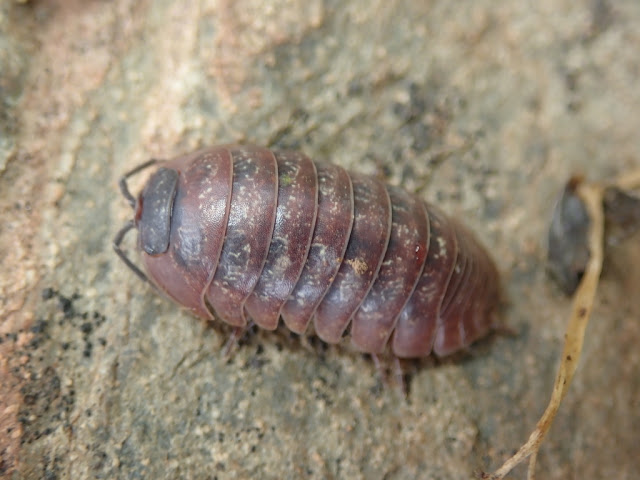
222, 320, 256, 359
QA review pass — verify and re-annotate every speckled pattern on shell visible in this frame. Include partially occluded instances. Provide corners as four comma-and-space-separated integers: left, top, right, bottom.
134, 145, 500, 358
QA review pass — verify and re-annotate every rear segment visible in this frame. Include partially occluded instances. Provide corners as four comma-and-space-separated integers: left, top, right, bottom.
390, 205, 458, 357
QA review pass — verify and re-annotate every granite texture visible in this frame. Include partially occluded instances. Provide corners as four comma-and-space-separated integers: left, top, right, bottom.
1, 1, 639, 479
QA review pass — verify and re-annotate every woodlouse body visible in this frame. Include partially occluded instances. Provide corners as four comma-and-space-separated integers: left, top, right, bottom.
115, 145, 500, 358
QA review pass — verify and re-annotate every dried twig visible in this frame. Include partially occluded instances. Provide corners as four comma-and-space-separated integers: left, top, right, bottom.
485, 168, 640, 480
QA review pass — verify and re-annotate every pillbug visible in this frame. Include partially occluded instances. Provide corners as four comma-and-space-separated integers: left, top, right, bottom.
114, 145, 500, 358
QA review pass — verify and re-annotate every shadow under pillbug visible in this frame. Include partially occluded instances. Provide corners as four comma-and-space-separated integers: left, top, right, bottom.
114, 145, 501, 358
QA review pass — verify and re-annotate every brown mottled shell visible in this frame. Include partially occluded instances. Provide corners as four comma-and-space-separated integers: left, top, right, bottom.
128, 145, 500, 358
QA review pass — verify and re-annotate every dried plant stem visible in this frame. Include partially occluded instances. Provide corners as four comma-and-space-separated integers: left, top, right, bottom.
486, 181, 604, 480
612, 168, 640, 191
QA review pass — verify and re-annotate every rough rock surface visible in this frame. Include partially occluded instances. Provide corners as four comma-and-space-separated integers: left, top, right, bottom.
1, 1, 639, 479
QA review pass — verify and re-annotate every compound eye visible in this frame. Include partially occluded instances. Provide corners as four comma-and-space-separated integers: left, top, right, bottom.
139, 167, 179, 255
